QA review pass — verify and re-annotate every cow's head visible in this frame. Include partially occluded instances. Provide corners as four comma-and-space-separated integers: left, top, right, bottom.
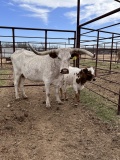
28, 44, 95, 74
76, 67, 96, 85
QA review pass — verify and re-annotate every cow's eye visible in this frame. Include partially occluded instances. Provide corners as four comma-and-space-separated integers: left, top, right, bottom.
58, 57, 61, 60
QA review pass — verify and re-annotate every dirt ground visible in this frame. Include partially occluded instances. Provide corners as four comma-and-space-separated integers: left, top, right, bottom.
0, 84, 120, 160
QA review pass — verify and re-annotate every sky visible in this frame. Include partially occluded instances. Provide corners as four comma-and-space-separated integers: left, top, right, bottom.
0, 0, 120, 47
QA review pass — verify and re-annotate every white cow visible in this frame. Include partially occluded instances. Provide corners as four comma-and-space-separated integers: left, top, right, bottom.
11, 45, 95, 108
57, 66, 95, 105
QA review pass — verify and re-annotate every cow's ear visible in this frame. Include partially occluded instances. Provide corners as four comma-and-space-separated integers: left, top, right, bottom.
71, 52, 79, 58
49, 53, 58, 58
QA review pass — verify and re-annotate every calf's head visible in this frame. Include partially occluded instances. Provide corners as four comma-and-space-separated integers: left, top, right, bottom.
76, 67, 96, 85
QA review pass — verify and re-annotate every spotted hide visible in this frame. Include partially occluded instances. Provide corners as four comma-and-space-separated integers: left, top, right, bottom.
58, 66, 96, 105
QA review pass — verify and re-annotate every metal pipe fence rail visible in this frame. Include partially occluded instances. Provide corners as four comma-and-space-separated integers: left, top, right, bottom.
0, 26, 76, 45
82, 65, 120, 114
0, 26, 76, 67
76, 5, 120, 115
80, 37, 120, 114
80, 57, 120, 63
97, 76, 120, 85
85, 86, 120, 115
90, 81, 119, 96
0, 26, 76, 89
79, 24, 120, 115
0, 2, 120, 115
80, 61, 120, 115
0, 84, 44, 88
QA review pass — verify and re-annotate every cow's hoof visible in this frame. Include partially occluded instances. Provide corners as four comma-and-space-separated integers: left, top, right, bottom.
58, 101, 63, 105
15, 97, 20, 101
46, 102, 51, 108
23, 96, 28, 99
46, 106, 51, 109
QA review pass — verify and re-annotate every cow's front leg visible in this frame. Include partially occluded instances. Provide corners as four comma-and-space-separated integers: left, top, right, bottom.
44, 82, 51, 108
14, 74, 21, 99
64, 91, 68, 101
62, 83, 68, 101
55, 86, 63, 105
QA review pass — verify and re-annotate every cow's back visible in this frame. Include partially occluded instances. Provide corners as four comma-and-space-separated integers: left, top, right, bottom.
11, 49, 61, 82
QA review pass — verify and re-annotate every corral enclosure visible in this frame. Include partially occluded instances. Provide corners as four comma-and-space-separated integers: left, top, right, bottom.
0, 1, 120, 159
0, 24, 120, 114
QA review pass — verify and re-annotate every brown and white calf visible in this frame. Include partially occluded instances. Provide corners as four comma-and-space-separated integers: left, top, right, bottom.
58, 66, 96, 105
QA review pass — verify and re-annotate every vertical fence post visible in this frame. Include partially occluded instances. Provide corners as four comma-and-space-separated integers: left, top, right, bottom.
93, 45, 94, 54
76, 27, 81, 68
84, 45, 86, 61
74, 31, 76, 48
45, 30, 47, 51
117, 89, 120, 115
73, 31, 76, 67
110, 33, 114, 72
115, 42, 118, 63
12, 28, 15, 52
0, 41, 2, 68
103, 43, 105, 62
95, 30, 99, 76
76, 0, 80, 68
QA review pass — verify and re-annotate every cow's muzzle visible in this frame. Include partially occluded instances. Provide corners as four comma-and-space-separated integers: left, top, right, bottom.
60, 68, 69, 74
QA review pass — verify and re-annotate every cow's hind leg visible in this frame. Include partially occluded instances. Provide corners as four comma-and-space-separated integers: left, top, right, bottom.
19, 74, 28, 99
14, 73, 21, 99
44, 82, 51, 108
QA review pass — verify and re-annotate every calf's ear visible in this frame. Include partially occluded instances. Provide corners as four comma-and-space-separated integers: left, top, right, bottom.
83, 68, 88, 73
49, 53, 58, 58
